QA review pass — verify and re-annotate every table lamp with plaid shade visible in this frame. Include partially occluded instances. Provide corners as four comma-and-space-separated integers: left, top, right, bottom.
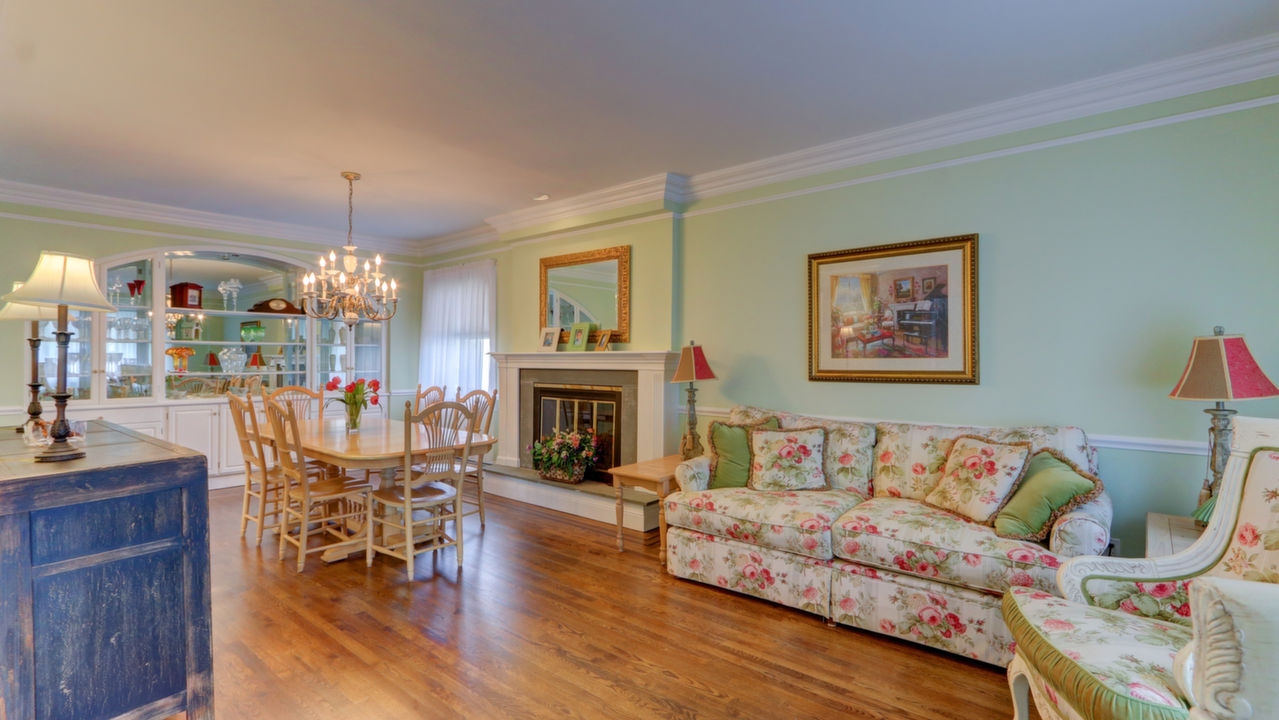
1170, 326, 1279, 523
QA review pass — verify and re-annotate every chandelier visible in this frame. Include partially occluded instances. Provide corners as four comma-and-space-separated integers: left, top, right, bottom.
300, 171, 398, 328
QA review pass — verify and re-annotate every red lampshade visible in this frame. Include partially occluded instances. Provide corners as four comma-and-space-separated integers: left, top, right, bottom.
1170, 330, 1278, 401
671, 343, 716, 383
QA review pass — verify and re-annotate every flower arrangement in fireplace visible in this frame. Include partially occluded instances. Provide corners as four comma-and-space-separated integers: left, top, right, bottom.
529, 428, 601, 484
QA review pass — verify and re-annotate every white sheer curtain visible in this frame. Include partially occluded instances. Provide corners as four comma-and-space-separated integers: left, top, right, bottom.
419, 259, 496, 394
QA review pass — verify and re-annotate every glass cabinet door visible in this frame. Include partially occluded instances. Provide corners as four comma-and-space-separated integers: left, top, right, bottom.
104, 258, 154, 400
36, 312, 94, 402
164, 310, 307, 399
315, 319, 383, 388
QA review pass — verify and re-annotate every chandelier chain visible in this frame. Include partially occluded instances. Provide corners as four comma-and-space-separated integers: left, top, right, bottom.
347, 175, 355, 245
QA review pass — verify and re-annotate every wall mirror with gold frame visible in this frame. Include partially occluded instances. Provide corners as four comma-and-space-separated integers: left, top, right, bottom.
539, 245, 630, 344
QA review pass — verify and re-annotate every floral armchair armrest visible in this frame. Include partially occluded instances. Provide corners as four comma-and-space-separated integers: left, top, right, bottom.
1173, 576, 1279, 719
1049, 490, 1113, 557
674, 456, 711, 492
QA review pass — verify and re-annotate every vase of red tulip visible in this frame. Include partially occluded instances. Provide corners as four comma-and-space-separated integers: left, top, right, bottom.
325, 376, 380, 431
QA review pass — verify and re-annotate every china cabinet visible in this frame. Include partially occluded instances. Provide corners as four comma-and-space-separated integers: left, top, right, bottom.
21, 248, 389, 481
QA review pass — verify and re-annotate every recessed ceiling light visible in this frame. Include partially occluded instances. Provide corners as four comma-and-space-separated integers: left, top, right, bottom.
532, 193, 551, 202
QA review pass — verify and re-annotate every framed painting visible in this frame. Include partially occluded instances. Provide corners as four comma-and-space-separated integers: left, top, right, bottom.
808, 234, 978, 383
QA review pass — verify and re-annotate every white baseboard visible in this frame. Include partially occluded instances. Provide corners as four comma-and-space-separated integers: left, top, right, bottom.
484, 472, 658, 532
209, 473, 244, 491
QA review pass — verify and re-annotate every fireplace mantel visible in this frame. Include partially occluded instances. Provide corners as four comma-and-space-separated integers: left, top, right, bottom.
491, 351, 680, 468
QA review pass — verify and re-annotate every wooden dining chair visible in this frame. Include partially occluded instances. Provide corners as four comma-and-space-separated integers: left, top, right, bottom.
454, 388, 497, 527
266, 385, 337, 475
367, 401, 474, 578
266, 385, 323, 420
414, 384, 446, 414
266, 399, 370, 573
227, 392, 286, 546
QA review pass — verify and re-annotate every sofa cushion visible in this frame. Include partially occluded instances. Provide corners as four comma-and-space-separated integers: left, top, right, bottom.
1003, 586, 1191, 720
664, 487, 867, 560
996, 450, 1103, 541
708, 416, 779, 488
748, 427, 828, 491
831, 498, 1063, 595
924, 436, 1032, 523
729, 405, 875, 494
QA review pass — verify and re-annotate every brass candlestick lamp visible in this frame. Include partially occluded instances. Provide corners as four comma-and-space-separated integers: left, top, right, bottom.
670, 341, 717, 460
3, 253, 115, 461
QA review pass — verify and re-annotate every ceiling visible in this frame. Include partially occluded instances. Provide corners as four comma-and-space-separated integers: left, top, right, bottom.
2, 1, 1278, 246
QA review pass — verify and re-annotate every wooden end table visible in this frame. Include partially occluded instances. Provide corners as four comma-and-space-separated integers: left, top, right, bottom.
608, 454, 683, 565
1145, 512, 1203, 557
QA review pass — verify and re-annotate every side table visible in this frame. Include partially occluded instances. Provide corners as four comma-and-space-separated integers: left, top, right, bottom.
608, 454, 683, 565
1145, 512, 1203, 557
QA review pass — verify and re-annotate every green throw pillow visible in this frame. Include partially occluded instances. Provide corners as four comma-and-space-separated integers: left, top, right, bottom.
995, 450, 1103, 541
709, 416, 780, 488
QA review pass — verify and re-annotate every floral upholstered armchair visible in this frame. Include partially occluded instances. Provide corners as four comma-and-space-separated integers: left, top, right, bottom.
1001, 415, 1279, 720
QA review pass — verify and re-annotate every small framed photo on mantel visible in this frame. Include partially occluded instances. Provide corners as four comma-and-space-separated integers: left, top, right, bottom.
594, 330, 612, 351
568, 322, 593, 352
538, 327, 560, 352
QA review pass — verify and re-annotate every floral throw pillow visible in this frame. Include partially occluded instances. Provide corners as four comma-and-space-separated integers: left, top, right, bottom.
924, 435, 1033, 524
748, 427, 828, 491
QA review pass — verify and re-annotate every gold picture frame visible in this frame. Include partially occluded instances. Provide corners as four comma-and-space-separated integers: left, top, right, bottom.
808, 234, 978, 383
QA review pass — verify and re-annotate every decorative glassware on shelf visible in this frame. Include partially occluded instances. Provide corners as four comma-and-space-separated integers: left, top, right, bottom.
239, 324, 266, 343
218, 346, 247, 375
216, 278, 242, 311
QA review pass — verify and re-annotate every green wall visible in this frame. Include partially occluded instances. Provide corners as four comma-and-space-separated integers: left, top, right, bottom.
0, 204, 424, 419
455, 86, 1279, 556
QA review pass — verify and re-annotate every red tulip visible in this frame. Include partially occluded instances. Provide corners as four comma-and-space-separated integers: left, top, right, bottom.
368, 379, 380, 392
344, 382, 356, 394
370, 394, 379, 405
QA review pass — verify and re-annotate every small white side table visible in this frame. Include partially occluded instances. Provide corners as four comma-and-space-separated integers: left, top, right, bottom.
1145, 512, 1202, 557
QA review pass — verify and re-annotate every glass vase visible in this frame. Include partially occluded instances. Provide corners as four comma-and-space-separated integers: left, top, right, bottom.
345, 402, 361, 431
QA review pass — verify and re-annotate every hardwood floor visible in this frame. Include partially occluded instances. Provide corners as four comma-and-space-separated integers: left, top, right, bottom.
207, 485, 1022, 719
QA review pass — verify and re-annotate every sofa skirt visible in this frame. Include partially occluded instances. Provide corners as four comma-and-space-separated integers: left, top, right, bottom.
667, 526, 1016, 666
829, 560, 1014, 667
666, 527, 832, 617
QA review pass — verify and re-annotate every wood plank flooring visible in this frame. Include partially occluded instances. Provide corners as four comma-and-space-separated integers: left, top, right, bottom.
206, 486, 1024, 719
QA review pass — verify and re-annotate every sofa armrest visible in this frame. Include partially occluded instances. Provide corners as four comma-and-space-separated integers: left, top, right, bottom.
1049, 491, 1113, 557
674, 456, 710, 492
1175, 577, 1279, 719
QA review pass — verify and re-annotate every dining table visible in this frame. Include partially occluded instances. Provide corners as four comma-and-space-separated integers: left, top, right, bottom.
255, 415, 496, 561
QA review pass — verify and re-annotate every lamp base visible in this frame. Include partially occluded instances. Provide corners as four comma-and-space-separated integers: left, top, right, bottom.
34, 440, 85, 463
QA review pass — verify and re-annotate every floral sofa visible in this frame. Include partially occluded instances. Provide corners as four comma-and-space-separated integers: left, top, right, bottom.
664, 405, 1113, 666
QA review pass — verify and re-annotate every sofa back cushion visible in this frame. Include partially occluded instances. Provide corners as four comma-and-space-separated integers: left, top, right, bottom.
729, 405, 875, 494
873, 423, 981, 499
873, 422, 1097, 500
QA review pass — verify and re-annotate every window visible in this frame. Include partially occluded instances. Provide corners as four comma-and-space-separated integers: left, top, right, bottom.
419, 260, 496, 394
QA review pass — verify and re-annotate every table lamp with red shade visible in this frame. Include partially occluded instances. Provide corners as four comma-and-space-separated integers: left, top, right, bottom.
670, 341, 716, 460
1169, 326, 1279, 523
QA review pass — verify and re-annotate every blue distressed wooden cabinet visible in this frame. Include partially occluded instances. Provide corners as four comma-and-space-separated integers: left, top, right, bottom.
0, 421, 213, 720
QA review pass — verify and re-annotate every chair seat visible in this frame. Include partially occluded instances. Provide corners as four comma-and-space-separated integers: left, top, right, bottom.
831, 498, 1064, 595
287, 475, 368, 502
372, 481, 457, 506
1003, 586, 1191, 720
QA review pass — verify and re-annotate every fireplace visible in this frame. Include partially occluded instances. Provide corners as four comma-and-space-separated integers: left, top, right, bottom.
532, 383, 623, 479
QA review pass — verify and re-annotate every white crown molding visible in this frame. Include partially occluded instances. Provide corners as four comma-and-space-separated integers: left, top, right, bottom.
0, 178, 421, 257
688, 32, 1279, 200
485, 172, 688, 235
416, 224, 501, 256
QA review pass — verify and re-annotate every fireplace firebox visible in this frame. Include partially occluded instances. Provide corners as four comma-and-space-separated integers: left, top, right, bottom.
531, 383, 623, 479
